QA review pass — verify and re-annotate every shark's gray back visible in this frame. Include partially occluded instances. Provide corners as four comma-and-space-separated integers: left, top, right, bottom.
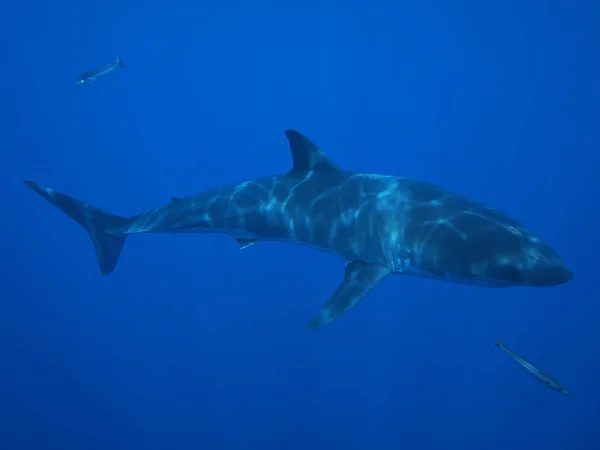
134, 162, 545, 287
129, 138, 566, 289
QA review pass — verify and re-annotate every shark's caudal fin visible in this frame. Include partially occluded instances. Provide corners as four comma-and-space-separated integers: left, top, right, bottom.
494, 338, 504, 347
24, 180, 132, 275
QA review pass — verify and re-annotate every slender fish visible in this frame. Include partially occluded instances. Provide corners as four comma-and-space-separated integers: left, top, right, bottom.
75, 57, 127, 85
495, 338, 571, 395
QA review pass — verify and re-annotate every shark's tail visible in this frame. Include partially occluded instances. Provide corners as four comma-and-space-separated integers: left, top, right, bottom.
494, 338, 503, 347
24, 180, 133, 275
116, 56, 127, 69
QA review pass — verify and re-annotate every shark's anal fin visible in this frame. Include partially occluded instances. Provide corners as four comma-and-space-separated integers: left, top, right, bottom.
235, 237, 258, 249
306, 261, 389, 330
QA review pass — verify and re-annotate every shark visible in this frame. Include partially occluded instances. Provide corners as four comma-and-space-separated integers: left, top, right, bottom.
24, 130, 572, 329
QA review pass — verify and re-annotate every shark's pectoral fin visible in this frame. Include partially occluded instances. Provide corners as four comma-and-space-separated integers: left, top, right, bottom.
235, 237, 259, 249
306, 261, 389, 330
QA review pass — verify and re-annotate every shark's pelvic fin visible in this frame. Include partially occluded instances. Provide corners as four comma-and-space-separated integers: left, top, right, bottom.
306, 260, 390, 330
23, 180, 133, 275
235, 237, 259, 249
284, 130, 343, 174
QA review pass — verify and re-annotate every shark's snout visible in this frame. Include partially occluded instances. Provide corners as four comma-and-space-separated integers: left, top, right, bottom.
522, 241, 572, 287
484, 237, 572, 287
523, 260, 572, 286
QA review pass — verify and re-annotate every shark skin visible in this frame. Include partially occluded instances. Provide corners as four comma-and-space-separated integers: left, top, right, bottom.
24, 130, 572, 329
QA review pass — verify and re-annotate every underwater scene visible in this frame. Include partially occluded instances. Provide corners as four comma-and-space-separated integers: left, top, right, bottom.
1, 1, 599, 449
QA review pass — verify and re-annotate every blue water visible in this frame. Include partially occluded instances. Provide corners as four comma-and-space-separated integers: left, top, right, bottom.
2, 1, 599, 449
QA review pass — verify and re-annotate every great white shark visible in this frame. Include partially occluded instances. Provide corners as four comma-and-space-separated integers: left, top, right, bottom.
24, 130, 572, 329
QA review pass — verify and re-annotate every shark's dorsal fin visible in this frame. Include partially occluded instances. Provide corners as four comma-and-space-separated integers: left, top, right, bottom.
285, 130, 342, 174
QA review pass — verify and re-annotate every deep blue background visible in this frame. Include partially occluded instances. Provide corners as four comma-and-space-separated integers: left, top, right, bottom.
1, 1, 599, 449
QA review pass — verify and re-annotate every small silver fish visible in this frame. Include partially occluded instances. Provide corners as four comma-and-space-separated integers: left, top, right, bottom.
495, 338, 571, 396
75, 57, 127, 85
